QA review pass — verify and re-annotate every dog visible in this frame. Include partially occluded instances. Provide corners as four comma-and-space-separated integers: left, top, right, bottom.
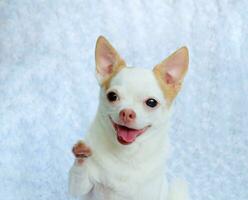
68, 36, 189, 200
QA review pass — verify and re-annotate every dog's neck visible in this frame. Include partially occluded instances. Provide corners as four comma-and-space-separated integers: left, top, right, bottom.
86, 108, 170, 172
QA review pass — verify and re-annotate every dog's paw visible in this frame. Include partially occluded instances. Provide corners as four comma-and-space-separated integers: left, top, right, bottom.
72, 140, 92, 159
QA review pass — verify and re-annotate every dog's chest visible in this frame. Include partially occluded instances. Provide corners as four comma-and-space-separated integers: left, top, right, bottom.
96, 162, 143, 194
86, 159, 166, 200
86, 175, 166, 200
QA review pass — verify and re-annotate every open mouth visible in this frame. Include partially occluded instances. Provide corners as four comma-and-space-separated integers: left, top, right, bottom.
109, 117, 150, 145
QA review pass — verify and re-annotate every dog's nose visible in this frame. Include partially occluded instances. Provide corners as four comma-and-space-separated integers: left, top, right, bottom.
119, 109, 136, 124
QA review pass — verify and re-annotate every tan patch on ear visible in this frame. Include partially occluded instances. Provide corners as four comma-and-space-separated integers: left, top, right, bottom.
153, 47, 189, 106
101, 60, 126, 90
95, 36, 126, 90
153, 67, 183, 106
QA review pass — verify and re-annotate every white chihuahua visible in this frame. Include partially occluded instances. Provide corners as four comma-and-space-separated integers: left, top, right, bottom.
69, 36, 189, 200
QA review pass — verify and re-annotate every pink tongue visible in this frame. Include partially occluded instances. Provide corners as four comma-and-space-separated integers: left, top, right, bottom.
117, 126, 141, 143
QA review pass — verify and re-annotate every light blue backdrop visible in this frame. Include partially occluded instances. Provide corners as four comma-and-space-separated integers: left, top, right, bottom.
0, 0, 247, 200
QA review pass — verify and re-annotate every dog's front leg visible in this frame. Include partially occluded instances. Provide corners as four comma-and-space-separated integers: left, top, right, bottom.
69, 141, 93, 197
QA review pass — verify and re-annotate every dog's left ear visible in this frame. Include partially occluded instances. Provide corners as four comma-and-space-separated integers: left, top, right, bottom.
95, 36, 126, 87
153, 47, 189, 104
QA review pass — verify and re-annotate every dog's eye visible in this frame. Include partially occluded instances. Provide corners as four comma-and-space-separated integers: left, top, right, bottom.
107, 91, 119, 102
145, 98, 158, 108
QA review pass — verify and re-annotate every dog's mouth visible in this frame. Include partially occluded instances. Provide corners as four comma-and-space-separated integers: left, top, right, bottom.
109, 117, 150, 145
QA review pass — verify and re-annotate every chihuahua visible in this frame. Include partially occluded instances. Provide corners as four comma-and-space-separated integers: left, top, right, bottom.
69, 36, 189, 200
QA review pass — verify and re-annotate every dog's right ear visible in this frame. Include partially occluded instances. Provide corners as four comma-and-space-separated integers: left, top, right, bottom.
95, 36, 126, 87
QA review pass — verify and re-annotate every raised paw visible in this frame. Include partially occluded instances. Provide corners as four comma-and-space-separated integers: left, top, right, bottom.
72, 140, 92, 159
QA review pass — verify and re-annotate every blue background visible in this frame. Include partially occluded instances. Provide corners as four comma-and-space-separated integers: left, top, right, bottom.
0, 0, 247, 199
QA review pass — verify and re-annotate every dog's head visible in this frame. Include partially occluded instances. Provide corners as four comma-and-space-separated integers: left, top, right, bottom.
95, 36, 188, 146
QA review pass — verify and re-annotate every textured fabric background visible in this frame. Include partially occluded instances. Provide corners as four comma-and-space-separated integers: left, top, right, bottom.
0, 0, 247, 200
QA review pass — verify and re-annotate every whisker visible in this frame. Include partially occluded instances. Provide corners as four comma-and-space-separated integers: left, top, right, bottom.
98, 111, 117, 115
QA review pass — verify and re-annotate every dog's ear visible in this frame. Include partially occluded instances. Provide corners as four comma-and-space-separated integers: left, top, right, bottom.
95, 36, 126, 87
153, 47, 189, 104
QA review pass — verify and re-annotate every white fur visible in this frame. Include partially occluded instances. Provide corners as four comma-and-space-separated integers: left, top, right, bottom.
69, 67, 188, 200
